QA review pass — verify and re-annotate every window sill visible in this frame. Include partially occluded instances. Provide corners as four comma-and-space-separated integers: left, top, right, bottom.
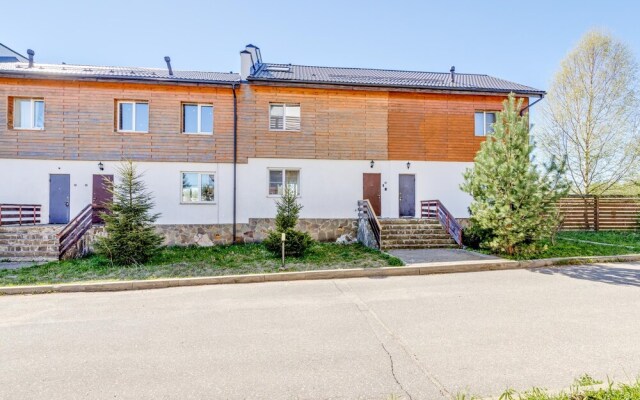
180, 202, 217, 205
183, 132, 214, 135
12, 127, 45, 131
117, 130, 149, 134
268, 129, 301, 132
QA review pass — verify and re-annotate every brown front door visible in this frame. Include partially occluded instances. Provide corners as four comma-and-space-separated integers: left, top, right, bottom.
92, 174, 113, 223
363, 173, 382, 216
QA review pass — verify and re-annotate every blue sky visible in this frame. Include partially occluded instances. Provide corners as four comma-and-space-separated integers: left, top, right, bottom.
2, 0, 638, 95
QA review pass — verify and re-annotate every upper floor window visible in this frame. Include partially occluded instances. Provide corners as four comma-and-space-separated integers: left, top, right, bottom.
181, 172, 215, 203
14, 98, 44, 130
183, 103, 213, 134
117, 101, 148, 132
269, 104, 300, 131
269, 168, 300, 196
474, 111, 497, 136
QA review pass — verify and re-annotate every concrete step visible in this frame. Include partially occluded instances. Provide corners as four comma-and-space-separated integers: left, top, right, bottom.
382, 229, 448, 235
382, 238, 456, 245
382, 236, 453, 242
379, 218, 440, 225
382, 243, 459, 250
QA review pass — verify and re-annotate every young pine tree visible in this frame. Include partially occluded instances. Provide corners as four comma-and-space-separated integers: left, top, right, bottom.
461, 94, 568, 256
263, 187, 313, 257
95, 161, 164, 265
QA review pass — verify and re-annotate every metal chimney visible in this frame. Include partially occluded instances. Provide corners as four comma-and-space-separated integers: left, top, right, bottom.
450, 66, 455, 83
164, 56, 173, 76
240, 50, 253, 80
27, 49, 34, 68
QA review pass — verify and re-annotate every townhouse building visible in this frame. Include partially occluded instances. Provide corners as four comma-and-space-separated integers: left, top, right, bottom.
0, 43, 544, 255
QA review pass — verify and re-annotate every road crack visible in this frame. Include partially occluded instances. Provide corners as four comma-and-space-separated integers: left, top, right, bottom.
333, 280, 450, 399
381, 342, 414, 400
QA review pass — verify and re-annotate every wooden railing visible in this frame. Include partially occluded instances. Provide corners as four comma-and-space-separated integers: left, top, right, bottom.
0, 204, 41, 226
357, 199, 381, 248
57, 204, 95, 258
421, 200, 463, 246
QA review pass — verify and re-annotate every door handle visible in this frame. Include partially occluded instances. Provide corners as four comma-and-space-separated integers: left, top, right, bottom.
65, 202, 69, 207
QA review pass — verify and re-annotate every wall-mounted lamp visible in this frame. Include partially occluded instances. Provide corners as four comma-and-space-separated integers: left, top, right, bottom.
98, 162, 104, 171
370, 160, 375, 168
406, 161, 411, 170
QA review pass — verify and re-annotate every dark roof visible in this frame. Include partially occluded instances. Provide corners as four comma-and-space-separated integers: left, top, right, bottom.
0, 62, 240, 84
0, 56, 22, 63
249, 63, 544, 95
0, 43, 28, 62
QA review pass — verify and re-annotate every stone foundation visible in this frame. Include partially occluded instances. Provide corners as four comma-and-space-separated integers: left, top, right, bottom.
1, 219, 357, 259
0, 225, 60, 261
158, 218, 357, 246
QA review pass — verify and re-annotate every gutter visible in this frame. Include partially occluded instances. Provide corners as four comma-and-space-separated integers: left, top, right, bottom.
519, 94, 545, 116
246, 77, 546, 97
232, 82, 238, 244
0, 71, 240, 87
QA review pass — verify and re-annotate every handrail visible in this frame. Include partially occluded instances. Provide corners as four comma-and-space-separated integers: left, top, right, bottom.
421, 200, 463, 247
57, 204, 95, 258
0, 204, 41, 226
357, 199, 381, 248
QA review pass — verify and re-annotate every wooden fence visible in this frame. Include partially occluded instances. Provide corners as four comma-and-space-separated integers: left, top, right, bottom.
558, 196, 640, 231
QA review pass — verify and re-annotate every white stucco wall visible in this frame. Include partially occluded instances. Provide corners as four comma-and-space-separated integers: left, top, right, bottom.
238, 158, 473, 221
0, 159, 231, 225
0, 158, 473, 225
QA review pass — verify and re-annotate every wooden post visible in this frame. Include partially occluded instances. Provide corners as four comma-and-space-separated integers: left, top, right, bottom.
593, 196, 600, 232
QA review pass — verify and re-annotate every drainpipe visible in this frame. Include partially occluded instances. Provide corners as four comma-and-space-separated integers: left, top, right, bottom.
232, 82, 238, 244
519, 94, 545, 116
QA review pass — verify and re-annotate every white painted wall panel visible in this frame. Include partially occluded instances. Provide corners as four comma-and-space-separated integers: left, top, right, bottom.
0, 158, 473, 225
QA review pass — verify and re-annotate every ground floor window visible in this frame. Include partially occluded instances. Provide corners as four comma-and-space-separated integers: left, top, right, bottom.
181, 172, 215, 203
269, 169, 300, 196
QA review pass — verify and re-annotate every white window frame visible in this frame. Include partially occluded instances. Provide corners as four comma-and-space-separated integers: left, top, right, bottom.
269, 103, 301, 131
182, 103, 214, 135
474, 111, 498, 137
180, 172, 216, 204
117, 100, 149, 133
267, 168, 301, 197
13, 98, 45, 130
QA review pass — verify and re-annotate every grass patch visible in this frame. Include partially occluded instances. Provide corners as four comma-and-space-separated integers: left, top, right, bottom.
471, 231, 640, 260
455, 376, 639, 400
0, 243, 403, 286
558, 230, 640, 249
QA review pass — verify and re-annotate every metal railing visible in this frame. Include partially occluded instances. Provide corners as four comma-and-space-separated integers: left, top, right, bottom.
357, 199, 381, 248
0, 204, 41, 226
421, 200, 463, 246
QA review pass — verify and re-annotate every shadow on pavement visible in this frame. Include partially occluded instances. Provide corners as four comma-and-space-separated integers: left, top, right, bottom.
531, 263, 640, 287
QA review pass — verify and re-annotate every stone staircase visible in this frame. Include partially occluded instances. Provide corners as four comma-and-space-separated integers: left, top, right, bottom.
379, 218, 458, 250
0, 225, 60, 261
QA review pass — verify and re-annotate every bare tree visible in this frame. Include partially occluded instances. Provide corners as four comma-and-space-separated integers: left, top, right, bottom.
538, 30, 640, 195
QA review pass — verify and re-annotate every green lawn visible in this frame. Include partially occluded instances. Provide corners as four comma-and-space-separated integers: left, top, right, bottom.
558, 230, 640, 248
0, 243, 403, 287
457, 375, 640, 400
473, 231, 640, 260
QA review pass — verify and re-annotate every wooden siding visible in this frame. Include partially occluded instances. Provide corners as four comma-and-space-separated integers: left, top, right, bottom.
387, 92, 527, 162
0, 77, 527, 164
237, 85, 388, 162
0, 78, 235, 163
